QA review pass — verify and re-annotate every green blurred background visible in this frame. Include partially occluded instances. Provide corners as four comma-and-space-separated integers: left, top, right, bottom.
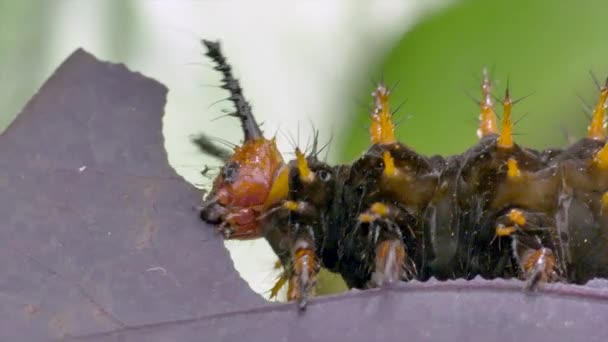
2, 0, 608, 298
343, 0, 608, 161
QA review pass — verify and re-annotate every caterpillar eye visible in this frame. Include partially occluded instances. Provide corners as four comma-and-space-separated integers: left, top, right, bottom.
316, 169, 332, 182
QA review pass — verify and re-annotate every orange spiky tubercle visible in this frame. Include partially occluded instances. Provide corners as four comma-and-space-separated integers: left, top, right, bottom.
497, 88, 513, 149
369, 83, 396, 144
477, 68, 499, 139
587, 78, 608, 140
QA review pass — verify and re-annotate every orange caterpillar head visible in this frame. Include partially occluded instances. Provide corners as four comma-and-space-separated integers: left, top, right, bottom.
197, 40, 289, 239
204, 137, 288, 239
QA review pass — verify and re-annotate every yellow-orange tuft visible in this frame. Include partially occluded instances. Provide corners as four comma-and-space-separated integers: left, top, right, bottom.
496, 225, 517, 237
358, 213, 375, 223
601, 191, 608, 212
382, 151, 397, 177
508, 209, 526, 227
295, 148, 314, 183
263, 165, 290, 209
283, 200, 299, 212
507, 158, 522, 180
370, 202, 389, 217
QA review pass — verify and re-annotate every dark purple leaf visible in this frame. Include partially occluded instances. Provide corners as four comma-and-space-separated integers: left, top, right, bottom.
74, 278, 608, 342
0, 49, 263, 341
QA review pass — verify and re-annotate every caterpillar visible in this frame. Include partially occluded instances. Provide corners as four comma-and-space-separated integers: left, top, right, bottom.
196, 40, 608, 309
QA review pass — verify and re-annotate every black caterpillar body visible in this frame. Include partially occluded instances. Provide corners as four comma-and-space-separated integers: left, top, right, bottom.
196, 40, 608, 309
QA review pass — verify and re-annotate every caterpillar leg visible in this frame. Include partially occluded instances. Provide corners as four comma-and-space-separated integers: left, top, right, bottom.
358, 202, 417, 287
269, 239, 319, 310
495, 208, 560, 290
288, 232, 320, 309
519, 245, 557, 291
264, 200, 321, 309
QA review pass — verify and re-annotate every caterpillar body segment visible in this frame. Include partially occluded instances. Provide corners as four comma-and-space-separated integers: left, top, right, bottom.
336, 94, 437, 287
554, 139, 608, 284
456, 110, 561, 285
260, 147, 338, 308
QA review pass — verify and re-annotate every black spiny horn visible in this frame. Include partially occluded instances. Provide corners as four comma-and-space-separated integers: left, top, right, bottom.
202, 39, 263, 140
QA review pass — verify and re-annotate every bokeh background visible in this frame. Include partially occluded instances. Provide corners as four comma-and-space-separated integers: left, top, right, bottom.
2, 0, 608, 300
